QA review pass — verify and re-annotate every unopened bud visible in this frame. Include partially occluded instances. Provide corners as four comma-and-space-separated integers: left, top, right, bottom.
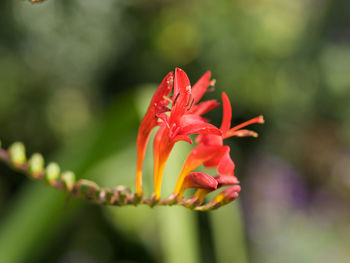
9, 142, 26, 167
214, 175, 239, 188
29, 153, 44, 177
45, 162, 60, 184
61, 171, 76, 191
214, 185, 241, 204
179, 172, 217, 199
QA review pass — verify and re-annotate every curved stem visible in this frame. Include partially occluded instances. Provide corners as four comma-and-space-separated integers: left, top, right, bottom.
0, 143, 228, 211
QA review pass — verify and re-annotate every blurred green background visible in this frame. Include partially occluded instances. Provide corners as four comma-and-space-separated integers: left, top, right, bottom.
0, 0, 350, 262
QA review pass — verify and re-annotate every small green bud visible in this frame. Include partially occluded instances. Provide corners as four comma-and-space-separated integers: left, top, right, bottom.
29, 153, 44, 177
9, 142, 26, 167
61, 171, 76, 191
45, 162, 60, 184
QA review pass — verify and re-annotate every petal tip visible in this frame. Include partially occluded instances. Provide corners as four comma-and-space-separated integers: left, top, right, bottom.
258, 115, 265, 124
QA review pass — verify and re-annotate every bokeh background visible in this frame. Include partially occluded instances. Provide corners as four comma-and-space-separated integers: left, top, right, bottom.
0, 0, 350, 262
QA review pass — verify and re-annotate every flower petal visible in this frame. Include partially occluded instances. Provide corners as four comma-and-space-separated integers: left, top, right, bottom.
201, 145, 235, 176
136, 72, 174, 195
220, 92, 232, 135
152, 126, 175, 200
178, 172, 217, 198
179, 114, 222, 137
195, 134, 223, 146
151, 72, 174, 108
190, 100, 219, 116
191, 71, 211, 104
183, 172, 218, 190
214, 175, 239, 187
174, 144, 223, 194
196, 134, 223, 145
203, 145, 228, 167
217, 151, 235, 176
156, 112, 170, 128
170, 68, 191, 124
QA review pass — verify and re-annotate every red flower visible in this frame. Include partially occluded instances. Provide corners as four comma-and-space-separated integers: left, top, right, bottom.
135, 72, 173, 196
152, 68, 222, 199
135, 68, 263, 209
173, 92, 264, 197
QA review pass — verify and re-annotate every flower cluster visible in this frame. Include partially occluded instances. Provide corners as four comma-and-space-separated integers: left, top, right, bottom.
136, 68, 264, 208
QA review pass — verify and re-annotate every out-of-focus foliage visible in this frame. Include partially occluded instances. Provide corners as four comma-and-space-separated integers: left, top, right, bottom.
0, 0, 349, 262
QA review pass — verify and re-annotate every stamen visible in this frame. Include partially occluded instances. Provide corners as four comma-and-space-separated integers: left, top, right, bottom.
209, 79, 216, 86
162, 96, 173, 104
158, 106, 171, 114
186, 94, 193, 107
187, 98, 195, 111
173, 93, 180, 106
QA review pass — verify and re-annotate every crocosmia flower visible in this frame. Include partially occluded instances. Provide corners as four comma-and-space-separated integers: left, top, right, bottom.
136, 72, 173, 196
152, 68, 221, 200
135, 67, 264, 210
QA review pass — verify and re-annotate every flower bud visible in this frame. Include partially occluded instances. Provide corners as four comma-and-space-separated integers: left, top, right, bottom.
214, 185, 241, 204
214, 175, 239, 188
183, 172, 217, 190
9, 142, 26, 167
29, 153, 44, 177
61, 171, 76, 191
179, 172, 217, 199
45, 162, 61, 185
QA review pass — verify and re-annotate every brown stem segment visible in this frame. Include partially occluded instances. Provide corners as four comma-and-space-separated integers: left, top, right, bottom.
0, 144, 228, 211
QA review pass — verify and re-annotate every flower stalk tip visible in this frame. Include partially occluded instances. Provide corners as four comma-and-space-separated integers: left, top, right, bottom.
45, 162, 61, 185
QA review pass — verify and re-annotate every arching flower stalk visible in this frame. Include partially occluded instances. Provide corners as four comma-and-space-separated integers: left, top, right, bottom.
0, 68, 263, 211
